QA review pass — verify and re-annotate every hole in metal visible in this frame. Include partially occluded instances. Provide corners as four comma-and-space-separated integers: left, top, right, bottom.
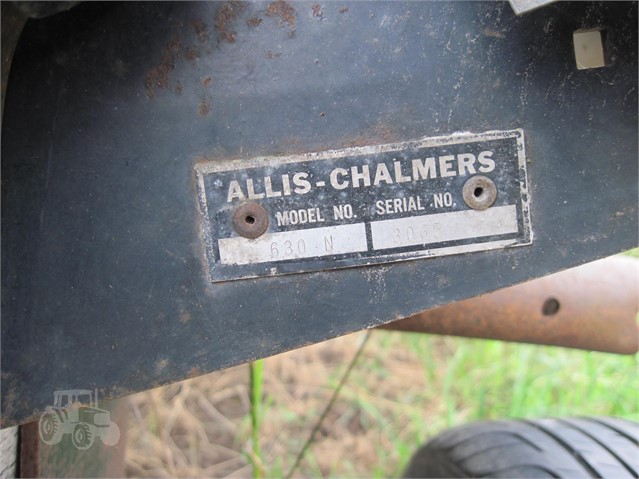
542, 298, 560, 316
245, 215, 255, 225
473, 187, 484, 198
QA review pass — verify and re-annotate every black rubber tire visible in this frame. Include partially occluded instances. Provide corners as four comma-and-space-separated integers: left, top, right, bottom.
403, 417, 639, 478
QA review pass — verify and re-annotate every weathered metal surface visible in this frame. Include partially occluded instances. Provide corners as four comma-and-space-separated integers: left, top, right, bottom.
2, 2, 637, 426
383, 256, 639, 355
197, 129, 531, 281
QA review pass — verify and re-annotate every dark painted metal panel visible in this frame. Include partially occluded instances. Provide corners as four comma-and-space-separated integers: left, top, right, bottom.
2, 1, 637, 426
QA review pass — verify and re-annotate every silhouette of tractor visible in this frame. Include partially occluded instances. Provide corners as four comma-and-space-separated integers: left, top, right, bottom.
38, 389, 120, 450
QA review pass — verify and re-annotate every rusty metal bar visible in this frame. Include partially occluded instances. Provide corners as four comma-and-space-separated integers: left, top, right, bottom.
382, 256, 639, 354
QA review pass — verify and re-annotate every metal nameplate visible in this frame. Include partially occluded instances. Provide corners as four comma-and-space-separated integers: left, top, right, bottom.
196, 130, 532, 282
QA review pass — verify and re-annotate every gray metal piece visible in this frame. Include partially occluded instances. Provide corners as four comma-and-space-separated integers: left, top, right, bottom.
509, 0, 557, 15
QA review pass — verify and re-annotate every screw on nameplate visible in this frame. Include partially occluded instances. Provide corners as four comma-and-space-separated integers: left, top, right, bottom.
233, 202, 269, 239
462, 176, 497, 210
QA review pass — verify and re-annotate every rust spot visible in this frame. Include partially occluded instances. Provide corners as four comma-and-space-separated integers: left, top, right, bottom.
265, 51, 282, 59
201, 76, 213, 87
247, 16, 263, 27
174, 82, 184, 95
215, 1, 247, 44
198, 98, 211, 117
185, 47, 200, 62
144, 67, 168, 98
266, 0, 296, 27
167, 37, 182, 55
144, 36, 182, 99
336, 123, 403, 148
311, 4, 323, 19
192, 20, 209, 44
339, 6, 348, 13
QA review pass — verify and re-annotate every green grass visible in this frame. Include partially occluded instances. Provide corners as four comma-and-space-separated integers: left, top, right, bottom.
447, 341, 635, 420
248, 359, 265, 478
384, 334, 638, 475
303, 332, 636, 477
